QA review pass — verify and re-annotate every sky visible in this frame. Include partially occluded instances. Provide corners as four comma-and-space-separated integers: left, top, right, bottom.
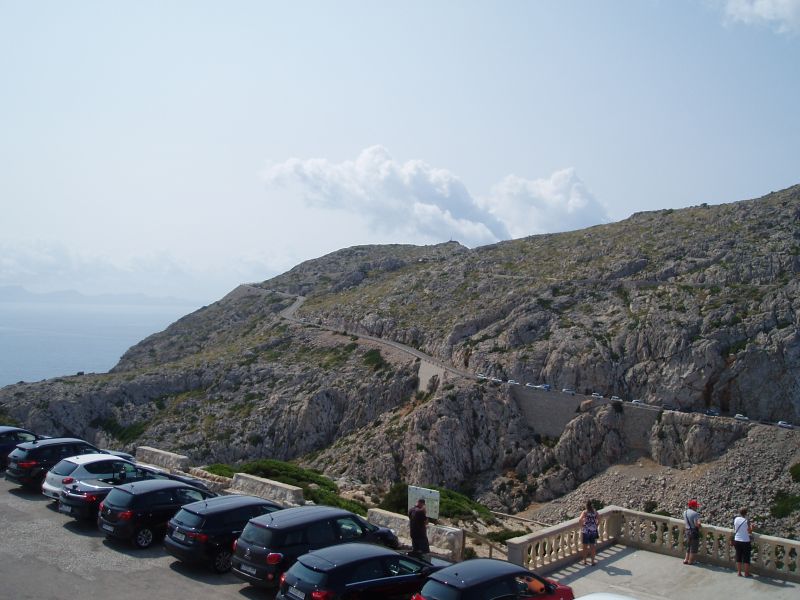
1, 0, 799, 305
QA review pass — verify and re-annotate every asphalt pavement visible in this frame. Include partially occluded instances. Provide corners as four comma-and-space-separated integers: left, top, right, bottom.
0, 475, 266, 600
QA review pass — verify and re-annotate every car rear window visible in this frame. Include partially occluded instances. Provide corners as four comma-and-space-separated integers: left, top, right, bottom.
105, 488, 137, 508
51, 459, 79, 476
9, 448, 31, 459
240, 522, 275, 547
289, 562, 327, 586
173, 509, 205, 529
419, 580, 462, 600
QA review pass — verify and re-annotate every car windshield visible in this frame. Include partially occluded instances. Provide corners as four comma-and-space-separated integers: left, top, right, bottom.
419, 580, 461, 600
239, 522, 274, 547
172, 509, 205, 529
50, 459, 79, 476
105, 488, 136, 508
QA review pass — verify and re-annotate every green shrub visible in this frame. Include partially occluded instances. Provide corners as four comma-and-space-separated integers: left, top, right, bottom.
434, 486, 493, 520
770, 492, 800, 518
486, 529, 528, 544
363, 349, 388, 371
204, 463, 236, 478
379, 482, 409, 513
790, 462, 800, 483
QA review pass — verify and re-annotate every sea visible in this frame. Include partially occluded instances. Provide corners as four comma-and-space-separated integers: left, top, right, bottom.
0, 302, 199, 387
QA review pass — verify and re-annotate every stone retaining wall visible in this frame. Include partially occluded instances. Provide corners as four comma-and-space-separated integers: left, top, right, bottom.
135, 446, 190, 471
224, 473, 305, 506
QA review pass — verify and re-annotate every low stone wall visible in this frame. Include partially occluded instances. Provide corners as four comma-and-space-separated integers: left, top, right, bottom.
135, 446, 190, 471
368, 508, 465, 560
187, 467, 234, 494
224, 473, 305, 506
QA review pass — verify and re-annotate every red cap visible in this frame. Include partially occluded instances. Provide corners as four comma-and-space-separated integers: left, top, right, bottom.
687, 499, 699, 509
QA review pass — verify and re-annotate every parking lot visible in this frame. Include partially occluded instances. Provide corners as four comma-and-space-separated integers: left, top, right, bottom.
0, 476, 264, 599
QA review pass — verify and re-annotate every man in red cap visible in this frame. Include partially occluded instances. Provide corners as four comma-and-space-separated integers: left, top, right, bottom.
683, 499, 701, 565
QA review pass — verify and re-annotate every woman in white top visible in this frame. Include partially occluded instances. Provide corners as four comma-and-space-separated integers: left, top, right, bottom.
733, 507, 754, 577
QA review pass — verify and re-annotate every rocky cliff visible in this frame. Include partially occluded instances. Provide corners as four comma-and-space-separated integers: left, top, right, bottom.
1, 185, 800, 534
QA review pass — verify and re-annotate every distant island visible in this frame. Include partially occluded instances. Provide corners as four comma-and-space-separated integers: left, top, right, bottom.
0, 285, 195, 307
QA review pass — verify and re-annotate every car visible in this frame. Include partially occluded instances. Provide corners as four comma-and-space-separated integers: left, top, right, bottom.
527, 384, 550, 391
59, 462, 213, 520
42, 453, 136, 501
276, 542, 451, 600
411, 558, 574, 600
561, 388, 576, 395
734, 414, 750, 422
231, 505, 400, 588
490, 377, 502, 383
591, 393, 603, 398
704, 408, 720, 417
0, 426, 47, 469
164, 494, 283, 573
507, 380, 520, 385
777, 420, 794, 429
97, 478, 216, 548
476, 373, 487, 380
5, 437, 133, 489
630, 399, 643, 405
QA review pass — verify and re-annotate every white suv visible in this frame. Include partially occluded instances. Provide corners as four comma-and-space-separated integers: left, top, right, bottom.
41, 453, 136, 500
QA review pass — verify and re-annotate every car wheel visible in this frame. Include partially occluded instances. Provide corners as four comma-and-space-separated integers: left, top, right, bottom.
213, 547, 233, 573
133, 527, 155, 549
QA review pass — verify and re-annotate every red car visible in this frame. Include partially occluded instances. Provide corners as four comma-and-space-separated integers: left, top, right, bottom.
412, 558, 574, 600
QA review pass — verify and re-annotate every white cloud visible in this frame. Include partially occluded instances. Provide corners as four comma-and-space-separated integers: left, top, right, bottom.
722, 0, 800, 32
264, 146, 608, 248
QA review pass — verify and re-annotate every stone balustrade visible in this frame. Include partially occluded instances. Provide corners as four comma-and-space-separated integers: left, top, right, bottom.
507, 505, 800, 583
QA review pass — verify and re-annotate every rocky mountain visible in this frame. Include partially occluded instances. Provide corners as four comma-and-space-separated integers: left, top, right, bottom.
1, 185, 799, 534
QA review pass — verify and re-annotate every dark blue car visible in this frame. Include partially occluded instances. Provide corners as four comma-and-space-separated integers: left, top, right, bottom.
0, 426, 46, 469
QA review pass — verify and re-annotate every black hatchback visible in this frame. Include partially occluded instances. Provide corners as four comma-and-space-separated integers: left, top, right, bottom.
5, 437, 130, 489
231, 505, 400, 588
276, 542, 450, 600
164, 494, 283, 573
0, 426, 46, 469
98, 479, 216, 548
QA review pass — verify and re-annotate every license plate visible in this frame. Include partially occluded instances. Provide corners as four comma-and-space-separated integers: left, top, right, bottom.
173, 531, 186, 542
239, 564, 257, 575
58, 504, 72, 514
287, 586, 305, 600
101, 523, 114, 533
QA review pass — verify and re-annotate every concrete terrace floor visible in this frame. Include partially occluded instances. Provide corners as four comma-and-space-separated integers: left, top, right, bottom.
547, 545, 799, 599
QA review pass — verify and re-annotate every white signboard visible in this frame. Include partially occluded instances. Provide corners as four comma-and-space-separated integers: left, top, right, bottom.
407, 485, 440, 520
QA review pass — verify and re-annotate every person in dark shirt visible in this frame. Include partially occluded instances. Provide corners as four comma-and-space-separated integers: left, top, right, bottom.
408, 498, 430, 557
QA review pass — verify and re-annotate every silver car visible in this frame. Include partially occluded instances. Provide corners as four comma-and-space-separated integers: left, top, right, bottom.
42, 453, 137, 500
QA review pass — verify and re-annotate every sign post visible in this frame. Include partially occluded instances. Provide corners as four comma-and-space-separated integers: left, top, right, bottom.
407, 485, 440, 520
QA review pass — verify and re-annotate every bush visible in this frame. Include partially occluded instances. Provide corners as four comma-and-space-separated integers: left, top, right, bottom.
770, 491, 800, 518
379, 482, 409, 514
790, 462, 800, 483
204, 463, 236, 478
363, 349, 388, 371
486, 529, 528, 544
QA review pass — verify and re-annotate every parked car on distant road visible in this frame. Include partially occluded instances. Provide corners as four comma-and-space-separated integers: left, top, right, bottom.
232, 505, 399, 588
507, 380, 520, 385
591, 392, 603, 398
5, 437, 133, 489
411, 558, 574, 600
276, 542, 450, 600
630, 399, 643, 405
734, 414, 750, 422
476, 373, 487, 379
0, 426, 46, 469
165, 494, 282, 573
98, 478, 216, 548
611, 395, 622, 401
777, 420, 794, 429
561, 388, 576, 395
704, 408, 720, 417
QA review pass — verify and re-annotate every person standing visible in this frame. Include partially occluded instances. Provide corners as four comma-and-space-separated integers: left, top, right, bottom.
733, 507, 754, 577
683, 499, 701, 565
579, 499, 600, 566
408, 497, 430, 558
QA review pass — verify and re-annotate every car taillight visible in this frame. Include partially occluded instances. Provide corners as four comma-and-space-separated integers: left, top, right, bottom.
62, 477, 74, 484
310, 590, 335, 600
84, 494, 98, 503
118, 510, 134, 520
232, 538, 238, 551
411, 594, 427, 600
266, 552, 283, 565
17, 460, 38, 468
98, 501, 105, 511
279, 573, 286, 586
187, 531, 209, 543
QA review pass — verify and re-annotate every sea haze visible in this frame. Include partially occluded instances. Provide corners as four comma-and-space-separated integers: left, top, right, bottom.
0, 301, 198, 387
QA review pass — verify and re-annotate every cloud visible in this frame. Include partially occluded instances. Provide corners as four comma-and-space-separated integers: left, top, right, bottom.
721, 0, 800, 33
264, 146, 608, 248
